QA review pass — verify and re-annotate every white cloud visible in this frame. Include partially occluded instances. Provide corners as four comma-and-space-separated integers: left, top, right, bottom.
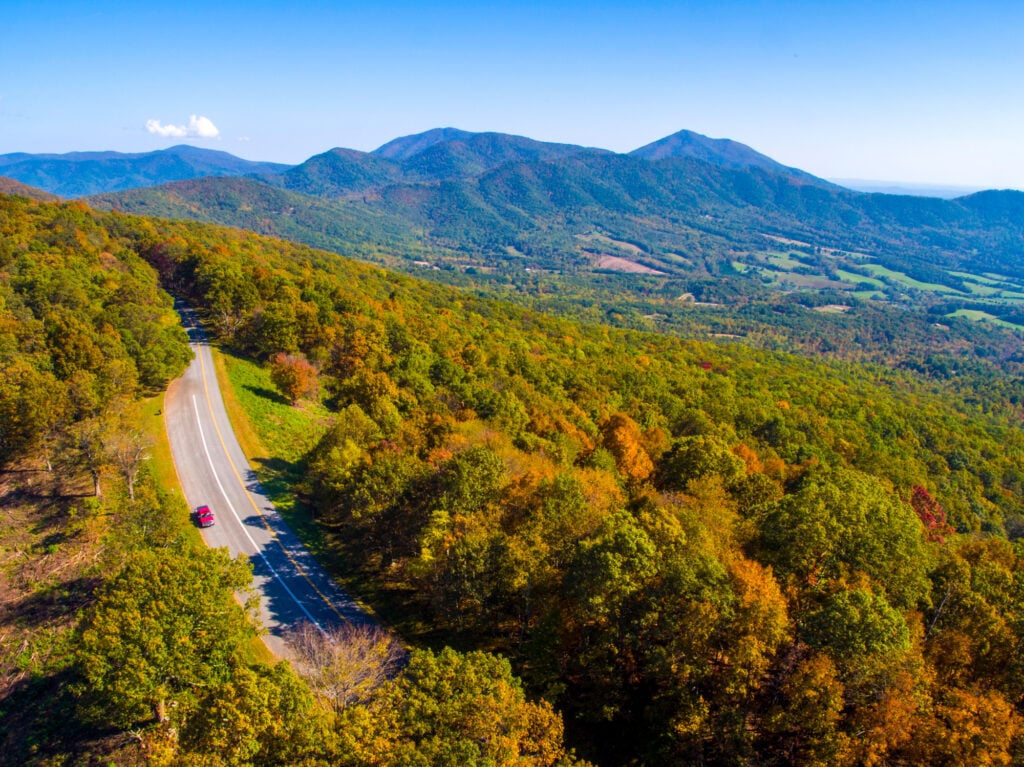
188, 115, 219, 138
146, 114, 220, 139
146, 118, 187, 137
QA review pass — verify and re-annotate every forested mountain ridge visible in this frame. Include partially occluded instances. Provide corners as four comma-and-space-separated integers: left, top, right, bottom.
88, 128, 1024, 366
0, 145, 293, 197
0, 196, 192, 471
26, 128, 1022, 318
11, 194, 1015, 764
373, 127, 478, 159
6, 193, 1024, 763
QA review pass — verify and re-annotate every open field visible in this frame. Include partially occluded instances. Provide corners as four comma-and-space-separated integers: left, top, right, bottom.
576, 232, 647, 256
861, 264, 963, 293
836, 269, 886, 288
765, 251, 805, 270
592, 254, 667, 274
952, 271, 1010, 286
947, 309, 1024, 329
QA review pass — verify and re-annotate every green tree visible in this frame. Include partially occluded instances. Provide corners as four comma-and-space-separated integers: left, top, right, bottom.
176, 661, 334, 767
656, 434, 746, 491
755, 466, 930, 609
339, 647, 581, 767
76, 546, 256, 726
761, 653, 849, 767
803, 587, 910, 660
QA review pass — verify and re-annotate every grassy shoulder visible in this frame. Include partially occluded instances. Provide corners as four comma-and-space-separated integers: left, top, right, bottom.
210, 346, 442, 641
209, 346, 327, 521
145, 391, 200, 542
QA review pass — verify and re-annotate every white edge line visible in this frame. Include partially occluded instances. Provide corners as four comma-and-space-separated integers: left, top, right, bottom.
192, 393, 326, 635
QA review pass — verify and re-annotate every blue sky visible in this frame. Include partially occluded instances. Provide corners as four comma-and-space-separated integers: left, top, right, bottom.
2, 0, 1022, 188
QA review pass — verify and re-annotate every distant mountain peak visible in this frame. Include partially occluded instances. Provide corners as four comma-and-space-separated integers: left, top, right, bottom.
373, 128, 477, 160
630, 129, 830, 186
630, 129, 750, 161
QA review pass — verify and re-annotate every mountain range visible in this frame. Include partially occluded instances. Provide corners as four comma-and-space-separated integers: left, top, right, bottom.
0, 144, 291, 197
1, 128, 829, 198
79, 128, 1024, 283
6, 127, 1024, 346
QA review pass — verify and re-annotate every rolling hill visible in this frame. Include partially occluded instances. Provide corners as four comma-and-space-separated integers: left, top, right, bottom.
22, 192, 1022, 767
7, 171, 1024, 766
89, 128, 1024, 285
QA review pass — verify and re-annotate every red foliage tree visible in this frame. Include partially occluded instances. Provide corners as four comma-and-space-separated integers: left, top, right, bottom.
910, 485, 952, 542
270, 353, 319, 405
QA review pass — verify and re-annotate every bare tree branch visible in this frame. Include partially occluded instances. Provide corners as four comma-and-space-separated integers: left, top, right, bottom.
287, 621, 405, 714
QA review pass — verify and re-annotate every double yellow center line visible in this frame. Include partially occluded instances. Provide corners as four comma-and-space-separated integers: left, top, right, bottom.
193, 332, 354, 629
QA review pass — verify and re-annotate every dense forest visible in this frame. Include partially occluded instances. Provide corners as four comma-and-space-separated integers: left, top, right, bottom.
5, 192, 1013, 764
0, 197, 191, 477
5, 191, 1024, 764
0, 194, 587, 766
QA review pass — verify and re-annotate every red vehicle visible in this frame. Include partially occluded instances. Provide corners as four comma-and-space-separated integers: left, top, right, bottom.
194, 505, 215, 528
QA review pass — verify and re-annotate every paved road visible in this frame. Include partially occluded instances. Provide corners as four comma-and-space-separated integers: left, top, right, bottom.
164, 305, 372, 658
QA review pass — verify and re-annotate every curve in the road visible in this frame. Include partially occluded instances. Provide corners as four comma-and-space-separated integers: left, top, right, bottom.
191, 338, 348, 628
190, 392, 325, 632
165, 305, 374, 657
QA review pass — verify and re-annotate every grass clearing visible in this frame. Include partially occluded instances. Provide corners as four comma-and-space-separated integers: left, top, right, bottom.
576, 232, 646, 256
862, 264, 963, 294
214, 348, 331, 465
950, 271, 1006, 286
962, 281, 1003, 296
765, 251, 804, 270
951, 271, 1024, 292
659, 251, 693, 266
769, 272, 849, 290
947, 309, 1024, 329
211, 347, 447, 642
836, 269, 886, 289
813, 304, 852, 314
210, 347, 400, 627
210, 346, 329, 532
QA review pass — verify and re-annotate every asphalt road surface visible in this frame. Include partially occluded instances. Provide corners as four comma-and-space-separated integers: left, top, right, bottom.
164, 305, 372, 658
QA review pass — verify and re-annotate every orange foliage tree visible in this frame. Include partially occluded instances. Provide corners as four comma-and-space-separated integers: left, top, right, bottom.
269, 352, 318, 405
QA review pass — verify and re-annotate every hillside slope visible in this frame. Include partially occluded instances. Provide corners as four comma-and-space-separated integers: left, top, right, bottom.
0, 175, 60, 201
110, 201, 1024, 766
0, 193, 586, 767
